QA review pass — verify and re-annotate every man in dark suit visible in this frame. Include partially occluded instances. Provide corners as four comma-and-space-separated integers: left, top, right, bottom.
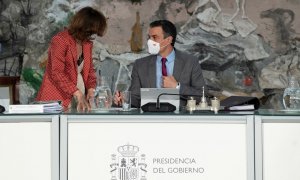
114, 20, 206, 107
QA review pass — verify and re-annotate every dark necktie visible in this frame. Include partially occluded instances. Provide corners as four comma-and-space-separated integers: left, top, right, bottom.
161, 58, 167, 76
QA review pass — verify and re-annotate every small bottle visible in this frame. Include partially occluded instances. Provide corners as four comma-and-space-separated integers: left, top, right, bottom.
283, 76, 299, 109
211, 97, 220, 112
187, 96, 196, 111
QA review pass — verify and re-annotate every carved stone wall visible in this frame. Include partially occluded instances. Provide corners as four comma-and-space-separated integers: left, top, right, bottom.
1, 0, 300, 108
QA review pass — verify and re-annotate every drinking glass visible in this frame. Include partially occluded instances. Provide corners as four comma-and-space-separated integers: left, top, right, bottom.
121, 91, 131, 111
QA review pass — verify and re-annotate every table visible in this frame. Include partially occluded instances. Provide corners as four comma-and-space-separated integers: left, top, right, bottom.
60, 110, 255, 180
0, 114, 59, 180
255, 109, 300, 180
2, 109, 300, 180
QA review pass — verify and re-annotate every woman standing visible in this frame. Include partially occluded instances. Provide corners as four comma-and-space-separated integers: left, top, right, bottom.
36, 7, 107, 111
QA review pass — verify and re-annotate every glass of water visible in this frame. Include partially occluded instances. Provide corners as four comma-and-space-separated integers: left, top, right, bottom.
121, 91, 131, 111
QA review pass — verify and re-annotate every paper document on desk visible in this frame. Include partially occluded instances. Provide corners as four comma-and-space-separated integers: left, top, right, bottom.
9, 101, 62, 113
228, 104, 255, 111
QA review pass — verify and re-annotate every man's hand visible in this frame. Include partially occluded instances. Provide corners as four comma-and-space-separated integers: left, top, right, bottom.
162, 76, 177, 88
113, 90, 122, 106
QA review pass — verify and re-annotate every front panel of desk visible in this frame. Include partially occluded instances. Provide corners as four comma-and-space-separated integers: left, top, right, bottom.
255, 115, 300, 180
60, 115, 254, 180
0, 115, 59, 180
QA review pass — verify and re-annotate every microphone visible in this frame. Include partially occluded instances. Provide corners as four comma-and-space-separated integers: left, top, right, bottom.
141, 93, 179, 112
0, 105, 5, 113
140, 89, 214, 112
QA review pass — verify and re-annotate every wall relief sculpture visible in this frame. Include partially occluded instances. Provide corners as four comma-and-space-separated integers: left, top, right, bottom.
0, 0, 300, 109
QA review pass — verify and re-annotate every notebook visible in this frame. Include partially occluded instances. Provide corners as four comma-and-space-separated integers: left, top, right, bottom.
140, 88, 180, 110
220, 96, 260, 110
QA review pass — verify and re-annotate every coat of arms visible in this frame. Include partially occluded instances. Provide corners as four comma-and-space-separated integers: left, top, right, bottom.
110, 144, 147, 180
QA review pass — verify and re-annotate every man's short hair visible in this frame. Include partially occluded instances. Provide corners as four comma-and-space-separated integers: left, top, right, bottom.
150, 20, 177, 46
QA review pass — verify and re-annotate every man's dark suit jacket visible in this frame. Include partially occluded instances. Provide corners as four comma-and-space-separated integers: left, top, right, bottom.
129, 49, 206, 108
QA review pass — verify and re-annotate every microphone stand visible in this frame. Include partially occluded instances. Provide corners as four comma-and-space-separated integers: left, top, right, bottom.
156, 93, 180, 109
141, 91, 211, 112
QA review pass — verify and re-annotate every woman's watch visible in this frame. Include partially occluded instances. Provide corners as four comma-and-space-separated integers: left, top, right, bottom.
176, 82, 180, 89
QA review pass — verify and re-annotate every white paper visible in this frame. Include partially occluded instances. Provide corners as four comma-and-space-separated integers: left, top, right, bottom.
229, 104, 255, 110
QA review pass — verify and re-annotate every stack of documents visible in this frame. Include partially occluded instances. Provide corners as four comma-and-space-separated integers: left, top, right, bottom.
9, 101, 62, 113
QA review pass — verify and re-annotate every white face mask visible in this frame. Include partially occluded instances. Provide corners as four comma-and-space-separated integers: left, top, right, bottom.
147, 39, 160, 54
147, 38, 170, 54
